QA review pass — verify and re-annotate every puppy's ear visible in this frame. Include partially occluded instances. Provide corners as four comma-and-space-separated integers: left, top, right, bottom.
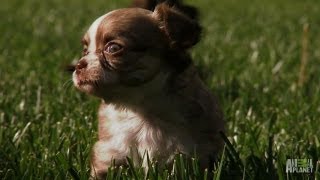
132, 0, 157, 10
153, 3, 202, 49
132, 0, 198, 20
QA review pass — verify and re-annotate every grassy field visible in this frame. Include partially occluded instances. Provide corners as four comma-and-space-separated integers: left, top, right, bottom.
1, 0, 320, 179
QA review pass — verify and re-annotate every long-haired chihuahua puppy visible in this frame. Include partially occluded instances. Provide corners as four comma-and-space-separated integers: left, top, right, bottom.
72, 2, 224, 179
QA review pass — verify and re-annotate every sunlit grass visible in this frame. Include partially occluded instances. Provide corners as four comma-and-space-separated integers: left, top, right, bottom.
0, 0, 319, 179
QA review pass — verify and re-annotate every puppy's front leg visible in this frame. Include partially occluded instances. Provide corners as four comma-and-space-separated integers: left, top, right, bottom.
90, 140, 127, 179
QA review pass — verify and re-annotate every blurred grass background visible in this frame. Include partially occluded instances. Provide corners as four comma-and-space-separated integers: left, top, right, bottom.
0, 0, 319, 179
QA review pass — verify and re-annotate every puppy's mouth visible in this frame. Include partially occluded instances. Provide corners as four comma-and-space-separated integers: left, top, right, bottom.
72, 72, 100, 91
77, 79, 94, 86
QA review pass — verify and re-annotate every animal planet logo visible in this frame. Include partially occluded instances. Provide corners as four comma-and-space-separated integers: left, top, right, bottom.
286, 159, 313, 173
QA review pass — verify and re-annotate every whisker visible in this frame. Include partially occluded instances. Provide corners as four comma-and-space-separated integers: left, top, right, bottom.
62, 79, 74, 92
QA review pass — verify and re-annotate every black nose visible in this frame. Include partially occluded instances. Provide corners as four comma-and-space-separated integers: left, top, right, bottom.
76, 60, 88, 72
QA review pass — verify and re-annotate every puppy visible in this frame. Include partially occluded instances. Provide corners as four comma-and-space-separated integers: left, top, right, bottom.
72, 3, 224, 179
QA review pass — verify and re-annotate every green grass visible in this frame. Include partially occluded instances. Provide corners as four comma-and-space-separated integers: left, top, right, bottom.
1, 0, 320, 179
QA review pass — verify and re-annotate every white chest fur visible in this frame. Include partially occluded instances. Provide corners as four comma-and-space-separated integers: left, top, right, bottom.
97, 103, 189, 164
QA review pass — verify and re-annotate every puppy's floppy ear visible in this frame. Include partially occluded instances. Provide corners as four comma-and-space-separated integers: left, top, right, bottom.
132, 0, 199, 20
153, 3, 202, 49
132, 0, 157, 10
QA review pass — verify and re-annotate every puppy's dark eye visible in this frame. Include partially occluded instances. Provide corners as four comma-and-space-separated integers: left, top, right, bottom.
105, 43, 122, 54
82, 45, 88, 56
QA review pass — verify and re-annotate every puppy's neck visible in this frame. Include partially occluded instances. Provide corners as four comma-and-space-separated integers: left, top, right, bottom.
102, 66, 197, 124
103, 70, 169, 105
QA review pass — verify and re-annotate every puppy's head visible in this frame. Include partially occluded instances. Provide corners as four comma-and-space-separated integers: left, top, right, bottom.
73, 4, 201, 101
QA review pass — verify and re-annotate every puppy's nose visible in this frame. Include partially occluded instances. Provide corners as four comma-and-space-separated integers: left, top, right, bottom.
76, 60, 88, 72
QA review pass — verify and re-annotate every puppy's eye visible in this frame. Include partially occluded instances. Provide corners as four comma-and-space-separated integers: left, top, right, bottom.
82, 45, 88, 56
105, 43, 122, 54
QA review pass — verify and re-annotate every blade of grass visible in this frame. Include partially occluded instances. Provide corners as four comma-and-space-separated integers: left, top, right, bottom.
126, 156, 139, 180
191, 157, 200, 179
220, 132, 244, 169
214, 145, 226, 180
204, 168, 208, 180
68, 167, 80, 180
316, 160, 320, 180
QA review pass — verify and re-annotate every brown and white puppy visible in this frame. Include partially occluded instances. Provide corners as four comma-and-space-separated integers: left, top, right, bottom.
72, 3, 224, 179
